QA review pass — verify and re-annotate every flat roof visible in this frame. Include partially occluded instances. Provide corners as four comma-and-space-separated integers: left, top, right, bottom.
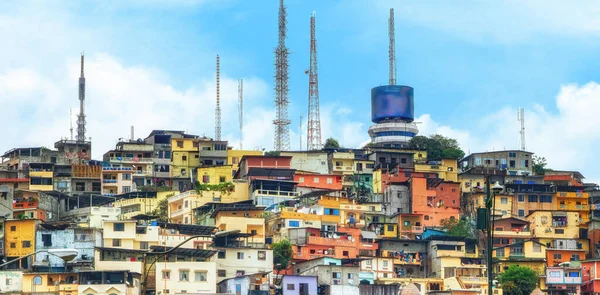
157, 222, 216, 236
148, 246, 217, 258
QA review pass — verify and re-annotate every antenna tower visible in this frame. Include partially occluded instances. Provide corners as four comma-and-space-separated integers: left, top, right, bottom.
388, 8, 396, 85
238, 79, 244, 149
76, 53, 87, 142
69, 108, 74, 140
307, 11, 322, 151
273, 0, 291, 151
215, 55, 221, 141
518, 108, 526, 150
299, 114, 303, 151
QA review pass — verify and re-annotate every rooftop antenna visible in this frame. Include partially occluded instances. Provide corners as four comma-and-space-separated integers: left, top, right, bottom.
215, 55, 222, 141
518, 108, 526, 150
388, 8, 396, 85
273, 0, 291, 151
238, 79, 244, 149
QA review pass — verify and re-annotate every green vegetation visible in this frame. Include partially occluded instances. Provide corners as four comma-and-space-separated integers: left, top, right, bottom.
323, 137, 341, 149
151, 194, 172, 222
532, 155, 551, 175
264, 151, 281, 157
440, 218, 472, 238
138, 185, 172, 192
272, 239, 293, 282
408, 134, 465, 161
195, 181, 235, 195
498, 265, 538, 295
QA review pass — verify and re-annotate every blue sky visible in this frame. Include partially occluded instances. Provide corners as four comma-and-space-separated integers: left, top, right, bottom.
2, 0, 600, 182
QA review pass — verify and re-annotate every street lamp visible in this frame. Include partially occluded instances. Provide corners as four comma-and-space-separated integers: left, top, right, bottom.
0, 248, 79, 269
486, 179, 504, 295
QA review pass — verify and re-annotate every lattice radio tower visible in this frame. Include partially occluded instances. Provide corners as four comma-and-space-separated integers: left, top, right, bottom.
389, 8, 396, 85
76, 53, 87, 142
518, 108, 526, 150
273, 0, 291, 151
307, 11, 322, 150
238, 79, 244, 149
215, 55, 222, 141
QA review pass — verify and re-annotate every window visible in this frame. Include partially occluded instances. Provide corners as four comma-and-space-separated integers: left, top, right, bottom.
501, 198, 508, 204
112, 239, 121, 247
258, 251, 266, 261
332, 272, 341, 279
33, 276, 42, 285
517, 195, 525, 202
314, 177, 320, 183
387, 224, 394, 231
5, 278, 11, 286
179, 270, 189, 281
184, 200, 188, 208
10, 226, 16, 232
217, 270, 226, 277
237, 252, 244, 259
113, 223, 125, 231
42, 234, 52, 247
554, 253, 562, 260
195, 271, 207, 282
518, 209, 525, 217
22, 241, 31, 248
365, 260, 372, 266
528, 195, 538, 202
75, 182, 85, 191
509, 152, 516, 157
218, 251, 226, 259
287, 284, 295, 290
424, 215, 430, 221
182, 155, 187, 161
356, 163, 363, 171
383, 260, 389, 267
140, 242, 149, 250
9, 243, 15, 248
219, 176, 226, 183
533, 243, 541, 252
555, 229, 565, 234
122, 173, 131, 180
501, 210, 508, 216
298, 177, 304, 183
571, 254, 580, 261
348, 273, 354, 279
550, 271, 561, 278
215, 144, 227, 151
335, 161, 342, 167
236, 270, 245, 276
289, 221, 300, 227
509, 160, 516, 168
193, 141, 199, 148
404, 221, 411, 227
92, 182, 101, 191
162, 271, 171, 279
475, 158, 482, 165
327, 178, 333, 184
496, 248, 505, 258
343, 251, 349, 257
177, 141, 183, 148
123, 186, 131, 193
540, 195, 552, 203
202, 175, 210, 183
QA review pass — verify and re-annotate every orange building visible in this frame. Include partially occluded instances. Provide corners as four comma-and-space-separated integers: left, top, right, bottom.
410, 177, 460, 227
546, 249, 586, 267
289, 227, 378, 261
294, 173, 342, 190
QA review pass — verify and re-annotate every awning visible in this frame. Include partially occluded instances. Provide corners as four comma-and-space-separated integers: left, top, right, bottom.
361, 230, 379, 239
551, 211, 567, 217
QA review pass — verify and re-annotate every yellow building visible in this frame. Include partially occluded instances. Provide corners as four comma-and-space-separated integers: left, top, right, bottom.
330, 151, 355, 176
228, 149, 263, 176
29, 163, 54, 191
113, 191, 177, 220
102, 220, 160, 250
493, 240, 547, 274
214, 207, 266, 244
22, 273, 78, 295
372, 170, 383, 194
197, 165, 233, 185
5, 219, 39, 258
556, 190, 589, 223
415, 158, 458, 182
528, 210, 580, 239
171, 138, 201, 178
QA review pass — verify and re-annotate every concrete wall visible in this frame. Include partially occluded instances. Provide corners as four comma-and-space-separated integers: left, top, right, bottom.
215, 248, 273, 282
300, 265, 360, 287
359, 284, 400, 295
218, 276, 250, 294
280, 276, 318, 295
0, 271, 23, 293
155, 261, 217, 294
0, 185, 13, 218
329, 285, 360, 295
280, 152, 329, 174
383, 184, 410, 216
35, 228, 100, 267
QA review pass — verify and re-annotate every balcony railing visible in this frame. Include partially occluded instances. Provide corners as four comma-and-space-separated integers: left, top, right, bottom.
168, 190, 195, 203
171, 208, 186, 218
13, 202, 38, 209
102, 167, 133, 171
253, 189, 300, 197
109, 157, 154, 163
400, 226, 423, 233
103, 179, 118, 183
459, 276, 487, 284
307, 236, 354, 247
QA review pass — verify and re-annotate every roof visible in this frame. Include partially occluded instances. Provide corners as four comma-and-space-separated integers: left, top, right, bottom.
0, 178, 28, 183
95, 247, 147, 254
39, 222, 73, 230
210, 206, 264, 218
148, 246, 217, 258
194, 199, 254, 211
361, 231, 379, 239
158, 222, 216, 236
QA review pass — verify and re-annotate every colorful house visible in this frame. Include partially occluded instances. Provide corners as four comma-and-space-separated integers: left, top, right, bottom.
5, 219, 40, 267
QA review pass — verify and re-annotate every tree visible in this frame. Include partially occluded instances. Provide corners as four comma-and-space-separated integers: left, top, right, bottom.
264, 151, 281, 157
408, 134, 464, 161
323, 137, 340, 149
440, 218, 472, 238
532, 155, 549, 175
272, 239, 293, 283
152, 196, 171, 222
498, 265, 538, 295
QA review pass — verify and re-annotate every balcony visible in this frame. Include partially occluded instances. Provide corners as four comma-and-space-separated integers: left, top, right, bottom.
459, 276, 487, 284
171, 208, 186, 218
103, 179, 118, 183
253, 189, 300, 198
465, 252, 481, 258
400, 226, 423, 234
307, 236, 354, 247
102, 167, 134, 171
509, 250, 524, 258
109, 157, 154, 163
493, 230, 531, 238
13, 201, 38, 209
168, 190, 195, 203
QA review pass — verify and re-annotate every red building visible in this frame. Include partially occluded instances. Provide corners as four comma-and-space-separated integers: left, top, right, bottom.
235, 156, 292, 180
289, 227, 378, 261
294, 173, 342, 190
410, 177, 460, 227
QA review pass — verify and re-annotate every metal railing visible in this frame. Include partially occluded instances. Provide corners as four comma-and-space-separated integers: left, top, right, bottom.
168, 190, 195, 202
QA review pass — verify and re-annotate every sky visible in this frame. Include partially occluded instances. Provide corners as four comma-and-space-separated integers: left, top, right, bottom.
1, 1, 600, 182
